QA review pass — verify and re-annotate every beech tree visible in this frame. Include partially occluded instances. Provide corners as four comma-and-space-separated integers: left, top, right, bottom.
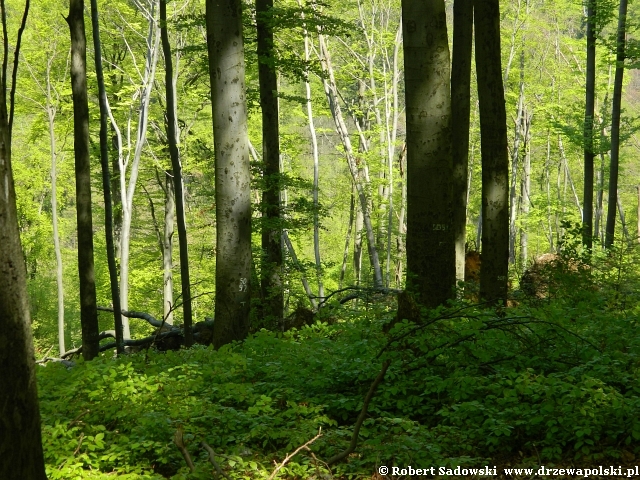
90, 0, 124, 354
206, 0, 252, 347
401, 0, 455, 306
160, 0, 193, 345
451, 0, 474, 281
257, 0, 284, 322
583, 0, 596, 249
475, 0, 509, 303
67, 0, 99, 360
605, 0, 628, 248
0, 0, 47, 476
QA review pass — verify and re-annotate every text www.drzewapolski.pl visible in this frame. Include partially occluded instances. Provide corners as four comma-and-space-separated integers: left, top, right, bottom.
377, 465, 640, 477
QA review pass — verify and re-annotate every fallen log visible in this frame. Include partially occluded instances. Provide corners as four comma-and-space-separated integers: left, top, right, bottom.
57, 317, 215, 360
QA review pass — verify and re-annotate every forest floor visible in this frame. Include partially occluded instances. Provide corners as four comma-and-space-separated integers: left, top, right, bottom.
37, 255, 640, 478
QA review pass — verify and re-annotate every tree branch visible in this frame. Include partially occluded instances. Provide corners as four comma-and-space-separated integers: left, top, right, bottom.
326, 360, 391, 465
200, 442, 231, 480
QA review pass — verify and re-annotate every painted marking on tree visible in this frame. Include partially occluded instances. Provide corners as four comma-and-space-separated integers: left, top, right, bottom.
432, 224, 448, 231
239, 278, 248, 291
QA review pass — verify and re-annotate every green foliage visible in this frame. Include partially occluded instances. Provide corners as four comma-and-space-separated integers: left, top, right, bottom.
39, 255, 640, 477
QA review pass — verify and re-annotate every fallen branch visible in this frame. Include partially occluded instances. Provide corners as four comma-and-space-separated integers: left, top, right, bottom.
60, 329, 183, 359
268, 431, 323, 480
317, 285, 401, 307
201, 442, 231, 480
57, 324, 214, 360
97, 306, 164, 328
326, 360, 391, 465
35, 357, 75, 368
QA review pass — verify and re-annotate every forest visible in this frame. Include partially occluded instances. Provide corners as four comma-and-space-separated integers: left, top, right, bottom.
2, 0, 640, 478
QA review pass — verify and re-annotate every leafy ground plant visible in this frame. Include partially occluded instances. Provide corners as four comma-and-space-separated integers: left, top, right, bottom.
38, 275, 640, 478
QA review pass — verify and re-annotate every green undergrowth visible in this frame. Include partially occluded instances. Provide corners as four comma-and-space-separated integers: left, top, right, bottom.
38, 284, 640, 479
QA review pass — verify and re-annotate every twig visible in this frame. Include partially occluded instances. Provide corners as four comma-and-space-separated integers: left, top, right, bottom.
68, 409, 90, 429
326, 360, 391, 465
173, 427, 195, 472
73, 433, 85, 455
201, 442, 231, 480
268, 431, 323, 480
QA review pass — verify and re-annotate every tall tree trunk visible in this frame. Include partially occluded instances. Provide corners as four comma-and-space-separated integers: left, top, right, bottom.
595, 99, 609, 243
582, 0, 596, 249
207, 0, 252, 347
317, 34, 383, 288
475, 0, 510, 303
637, 185, 640, 243
283, 231, 318, 310
339, 189, 355, 289
354, 201, 364, 285
145, 171, 176, 325
520, 110, 532, 267
119, 2, 160, 337
111, 137, 122, 262
384, 23, 402, 288
257, 0, 284, 318
395, 142, 407, 288
45, 61, 65, 356
67, 0, 99, 360
559, 135, 583, 217
451, 0, 474, 282
0, 1, 47, 476
402, 0, 455, 306
595, 152, 605, 242
162, 171, 175, 324
299, 7, 323, 301
160, 0, 193, 346
544, 130, 554, 250
605, 0, 628, 249
90, 0, 124, 354
509, 51, 525, 264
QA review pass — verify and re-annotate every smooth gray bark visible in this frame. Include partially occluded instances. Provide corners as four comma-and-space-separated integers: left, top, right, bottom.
544, 131, 554, 250
162, 171, 175, 324
401, 0, 455, 306
509, 52, 525, 264
317, 34, 383, 288
299, 10, 322, 301
44, 61, 65, 355
451, 0, 474, 282
206, 0, 252, 347
118, 1, 161, 337
475, 0, 509, 303
339, 190, 355, 289
520, 111, 532, 267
